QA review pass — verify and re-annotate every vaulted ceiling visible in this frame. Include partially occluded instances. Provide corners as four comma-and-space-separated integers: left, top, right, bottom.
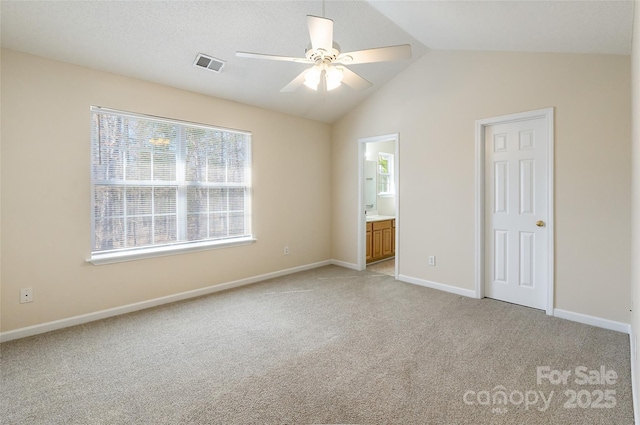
1, 1, 634, 123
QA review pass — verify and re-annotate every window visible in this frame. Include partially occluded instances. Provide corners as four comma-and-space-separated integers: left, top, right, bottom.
377, 152, 394, 196
90, 107, 252, 264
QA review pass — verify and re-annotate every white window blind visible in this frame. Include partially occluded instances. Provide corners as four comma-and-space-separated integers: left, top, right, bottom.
90, 107, 252, 259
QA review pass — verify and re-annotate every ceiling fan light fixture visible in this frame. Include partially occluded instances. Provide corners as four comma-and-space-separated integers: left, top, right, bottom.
149, 137, 171, 146
304, 65, 322, 90
325, 65, 343, 91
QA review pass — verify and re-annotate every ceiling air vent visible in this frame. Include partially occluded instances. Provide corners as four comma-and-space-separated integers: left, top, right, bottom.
193, 53, 225, 73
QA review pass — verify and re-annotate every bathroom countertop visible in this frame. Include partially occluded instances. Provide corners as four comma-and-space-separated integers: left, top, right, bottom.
365, 215, 395, 223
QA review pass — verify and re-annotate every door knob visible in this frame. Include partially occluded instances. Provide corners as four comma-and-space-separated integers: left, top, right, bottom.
536, 220, 545, 227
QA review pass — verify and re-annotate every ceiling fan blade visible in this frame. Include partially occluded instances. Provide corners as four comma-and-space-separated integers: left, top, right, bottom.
280, 69, 309, 92
236, 51, 311, 63
337, 44, 412, 65
307, 15, 333, 52
341, 67, 372, 90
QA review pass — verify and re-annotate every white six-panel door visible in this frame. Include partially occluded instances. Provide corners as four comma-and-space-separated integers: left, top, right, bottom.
484, 117, 548, 310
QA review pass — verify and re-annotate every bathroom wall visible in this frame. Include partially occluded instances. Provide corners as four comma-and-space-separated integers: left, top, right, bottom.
365, 140, 396, 216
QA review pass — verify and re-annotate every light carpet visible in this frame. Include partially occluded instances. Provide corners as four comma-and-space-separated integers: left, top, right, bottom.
0, 265, 633, 424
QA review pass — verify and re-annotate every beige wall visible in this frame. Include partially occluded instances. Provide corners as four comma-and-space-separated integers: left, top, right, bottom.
631, 0, 640, 413
332, 50, 631, 323
1, 46, 633, 333
0, 49, 331, 332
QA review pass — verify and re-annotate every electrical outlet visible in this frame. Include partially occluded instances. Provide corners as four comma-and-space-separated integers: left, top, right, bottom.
20, 287, 33, 303
428, 256, 436, 266
284, 246, 289, 255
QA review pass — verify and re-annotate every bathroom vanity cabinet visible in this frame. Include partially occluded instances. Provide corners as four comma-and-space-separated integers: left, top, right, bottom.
366, 218, 395, 264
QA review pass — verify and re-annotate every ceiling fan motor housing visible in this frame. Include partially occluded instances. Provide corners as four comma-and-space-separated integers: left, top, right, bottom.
305, 46, 341, 64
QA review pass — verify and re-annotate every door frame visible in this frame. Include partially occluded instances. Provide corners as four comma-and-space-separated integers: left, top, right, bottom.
357, 133, 400, 277
474, 108, 555, 315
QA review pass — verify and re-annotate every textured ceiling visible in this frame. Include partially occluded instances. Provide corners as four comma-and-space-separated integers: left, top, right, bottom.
1, 1, 634, 123
368, 0, 634, 55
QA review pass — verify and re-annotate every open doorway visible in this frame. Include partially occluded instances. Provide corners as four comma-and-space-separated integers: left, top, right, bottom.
358, 134, 399, 278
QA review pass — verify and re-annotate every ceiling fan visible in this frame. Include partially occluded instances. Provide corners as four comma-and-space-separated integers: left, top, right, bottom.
236, 15, 411, 92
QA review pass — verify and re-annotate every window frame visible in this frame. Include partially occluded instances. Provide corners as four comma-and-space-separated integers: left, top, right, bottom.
88, 107, 255, 265
377, 152, 395, 197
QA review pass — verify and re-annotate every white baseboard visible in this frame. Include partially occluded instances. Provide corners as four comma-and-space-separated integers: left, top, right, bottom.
330, 259, 361, 271
629, 327, 640, 425
553, 309, 631, 334
0, 260, 332, 343
398, 274, 476, 298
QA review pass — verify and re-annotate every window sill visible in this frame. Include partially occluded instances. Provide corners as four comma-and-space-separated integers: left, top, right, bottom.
87, 237, 257, 265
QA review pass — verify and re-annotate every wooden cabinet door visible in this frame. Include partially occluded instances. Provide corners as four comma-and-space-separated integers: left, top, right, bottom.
369, 220, 394, 263
366, 222, 373, 262
392, 220, 396, 254
382, 227, 392, 256
372, 229, 383, 258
